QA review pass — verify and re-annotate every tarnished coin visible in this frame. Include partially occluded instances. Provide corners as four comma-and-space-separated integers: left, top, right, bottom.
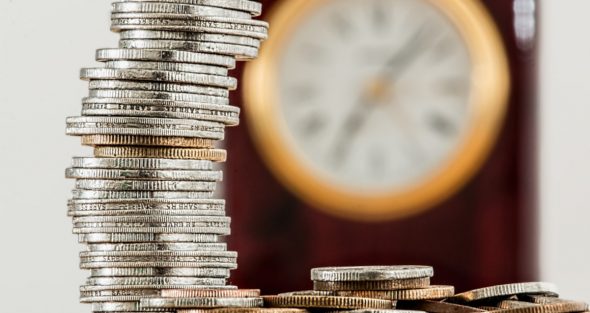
93, 146, 227, 161
104, 60, 228, 75
119, 30, 260, 47
88, 79, 229, 97
312, 266, 434, 282
81, 135, 216, 148
119, 39, 259, 58
70, 157, 214, 170
397, 300, 487, 313
112, 2, 252, 19
140, 297, 263, 309
160, 289, 260, 298
451, 282, 559, 302
262, 295, 394, 309
90, 267, 230, 277
80, 68, 237, 89
335, 285, 455, 300
95, 48, 236, 68
279, 291, 335, 297
176, 309, 308, 313
78, 233, 220, 243
67, 168, 222, 181
87, 242, 226, 252
114, 0, 263, 16
313, 277, 430, 291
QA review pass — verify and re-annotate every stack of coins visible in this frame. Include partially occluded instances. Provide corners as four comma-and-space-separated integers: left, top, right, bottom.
263, 266, 589, 313
65, 1, 267, 312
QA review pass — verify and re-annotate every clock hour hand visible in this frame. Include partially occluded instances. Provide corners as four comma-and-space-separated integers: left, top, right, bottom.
330, 97, 375, 167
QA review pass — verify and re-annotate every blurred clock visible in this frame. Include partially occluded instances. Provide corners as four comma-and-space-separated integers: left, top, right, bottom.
243, 0, 509, 220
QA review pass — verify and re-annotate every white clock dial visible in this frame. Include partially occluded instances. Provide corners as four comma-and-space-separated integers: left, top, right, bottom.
277, 0, 472, 193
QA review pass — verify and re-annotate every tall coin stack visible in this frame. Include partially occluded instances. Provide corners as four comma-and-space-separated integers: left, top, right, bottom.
65, 1, 268, 312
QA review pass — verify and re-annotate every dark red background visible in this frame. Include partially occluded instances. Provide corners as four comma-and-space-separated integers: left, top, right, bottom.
225, 0, 538, 293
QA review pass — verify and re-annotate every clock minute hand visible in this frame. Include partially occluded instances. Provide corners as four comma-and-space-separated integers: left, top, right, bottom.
330, 95, 374, 167
380, 21, 433, 79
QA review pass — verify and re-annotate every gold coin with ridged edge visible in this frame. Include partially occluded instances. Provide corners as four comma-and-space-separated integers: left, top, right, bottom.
397, 300, 487, 313
314, 277, 430, 291
262, 295, 394, 309
336, 285, 454, 300
495, 301, 588, 313
94, 146, 226, 161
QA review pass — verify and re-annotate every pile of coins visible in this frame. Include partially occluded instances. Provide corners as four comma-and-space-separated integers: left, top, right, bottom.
65, 0, 267, 312
262, 266, 589, 313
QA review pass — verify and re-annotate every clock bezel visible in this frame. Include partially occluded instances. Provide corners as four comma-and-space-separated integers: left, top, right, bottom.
243, 0, 510, 221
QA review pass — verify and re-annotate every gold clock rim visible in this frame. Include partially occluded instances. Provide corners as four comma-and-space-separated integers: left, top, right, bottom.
243, 0, 510, 222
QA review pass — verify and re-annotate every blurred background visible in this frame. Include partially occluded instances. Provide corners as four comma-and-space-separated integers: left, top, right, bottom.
0, 0, 588, 312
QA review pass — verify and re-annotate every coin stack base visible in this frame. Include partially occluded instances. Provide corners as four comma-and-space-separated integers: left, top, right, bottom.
66, 0, 267, 312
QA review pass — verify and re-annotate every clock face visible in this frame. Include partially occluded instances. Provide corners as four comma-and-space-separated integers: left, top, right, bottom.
244, 0, 509, 220
277, 0, 472, 192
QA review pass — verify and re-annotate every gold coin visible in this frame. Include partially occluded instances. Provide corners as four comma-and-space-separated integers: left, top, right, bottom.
335, 285, 454, 300
495, 301, 588, 313
262, 295, 393, 309
397, 300, 486, 313
94, 146, 226, 161
82, 135, 215, 148
313, 277, 430, 291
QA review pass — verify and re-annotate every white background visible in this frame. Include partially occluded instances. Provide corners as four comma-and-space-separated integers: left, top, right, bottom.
0, 0, 587, 312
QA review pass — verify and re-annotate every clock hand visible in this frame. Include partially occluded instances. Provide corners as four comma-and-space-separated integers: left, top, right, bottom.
380, 21, 434, 79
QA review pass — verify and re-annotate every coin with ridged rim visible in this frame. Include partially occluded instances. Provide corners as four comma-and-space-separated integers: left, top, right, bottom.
262, 295, 394, 309
104, 60, 228, 75
451, 282, 559, 302
312, 266, 433, 282
396, 301, 487, 313
140, 297, 263, 309
95, 48, 236, 68
87, 242, 226, 252
112, 2, 252, 19
335, 285, 454, 300
78, 233, 220, 243
177, 309, 308, 313
67, 168, 221, 181
81, 135, 217, 148
119, 39, 259, 58
160, 289, 260, 298
313, 277, 430, 291
94, 146, 227, 161
89, 267, 230, 278
115, 0, 262, 16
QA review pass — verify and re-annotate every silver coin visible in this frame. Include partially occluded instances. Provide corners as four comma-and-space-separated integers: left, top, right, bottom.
71, 190, 214, 200
80, 260, 237, 270
450, 282, 559, 302
66, 127, 224, 139
112, 2, 252, 19
78, 233, 221, 243
88, 89, 229, 105
90, 267, 231, 277
73, 226, 230, 235
119, 30, 260, 47
325, 310, 426, 313
86, 276, 227, 286
96, 48, 236, 68
92, 301, 171, 312
81, 98, 239, 125
311, 266, 434, 282
119, 39, 258, 58
110, 17, 268, 40
70, 157, 214, 170
66, 168, 222, 181
140, 297, 263, 309
73, 179, 218, 191
105, 60, 228, 75
87, 242, 227, 252
80, 68, 237, 89
81, 106, 239, 126
73, 220, 229, 231
67, 198, 225, 215
66, 116, 225, 132
88, 80, 230, 97
115, 0, 262, 16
